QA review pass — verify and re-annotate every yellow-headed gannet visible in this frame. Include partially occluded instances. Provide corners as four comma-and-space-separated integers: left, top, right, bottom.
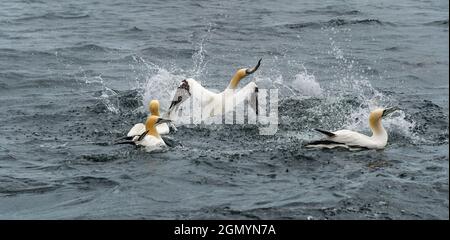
126, 100, 172, 138
305, 107, 399, 150
149, 99, 171, 134
166, 59, 262, 118
116, 115, 171, 152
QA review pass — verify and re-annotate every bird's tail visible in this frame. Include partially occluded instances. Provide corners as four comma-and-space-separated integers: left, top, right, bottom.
314, 128, 336, 137
304, 140, 341, 148
113, 136, 133, 145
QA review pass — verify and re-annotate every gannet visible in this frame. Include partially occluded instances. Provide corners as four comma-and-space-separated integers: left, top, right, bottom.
115, 115, 171, 152
127, 100, 172, 138
166, 59, 262, 119
305, 107, 399, 150
149, 99, 171, 134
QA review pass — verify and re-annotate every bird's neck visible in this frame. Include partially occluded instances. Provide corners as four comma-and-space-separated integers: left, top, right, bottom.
147, 127, 160, 139
370, 119, 387, 139
227, 71, 246, 89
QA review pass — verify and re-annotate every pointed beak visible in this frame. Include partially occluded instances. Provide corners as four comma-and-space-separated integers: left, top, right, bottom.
382, 107, 399, 117
156, 118, 172, 126
245, 58, 262, 75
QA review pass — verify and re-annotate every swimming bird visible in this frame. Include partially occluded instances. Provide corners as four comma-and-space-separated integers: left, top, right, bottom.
305, 107, 399, 150
116, 115, 171, 152
126, 100, 173, 138
166, 59, 262, 119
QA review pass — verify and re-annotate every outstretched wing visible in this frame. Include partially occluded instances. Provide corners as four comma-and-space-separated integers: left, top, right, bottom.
233, 82, 259, 114
161, 136, 183, 148
166, 79, 191, 119
114, 123, 145, 145
127, 123, 146, 137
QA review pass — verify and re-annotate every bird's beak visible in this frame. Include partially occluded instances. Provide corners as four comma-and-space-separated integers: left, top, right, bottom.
382, 107, 399, 117
156, 118, 172, 125
245, 58, 262, 75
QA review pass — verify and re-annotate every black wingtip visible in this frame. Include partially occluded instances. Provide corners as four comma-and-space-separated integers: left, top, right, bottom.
305, 140, 340, 146
314, 128, 336, 137
114, 140, 136, 145
137, 130, 149, 141
113, 136, 134, 145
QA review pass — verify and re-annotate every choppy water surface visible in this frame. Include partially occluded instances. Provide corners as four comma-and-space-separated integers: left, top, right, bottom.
0, 0, 448, 219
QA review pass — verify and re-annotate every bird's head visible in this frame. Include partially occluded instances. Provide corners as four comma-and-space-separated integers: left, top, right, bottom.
228, 58, 262, 89
149, 99, 160, 116
369, 107, 399, 126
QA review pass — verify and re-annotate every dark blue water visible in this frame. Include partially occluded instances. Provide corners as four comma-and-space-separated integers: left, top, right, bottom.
0, 0, 448, 219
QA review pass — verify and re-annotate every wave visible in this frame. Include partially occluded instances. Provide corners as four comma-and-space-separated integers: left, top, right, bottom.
68, 176, 119, 190
384, 46, 402, 51
284, 18, 393, 30
120, 26, 144, 33
424, 20, 448, 26
88, 89, 143, 115
140, 46, 196, 58
0, 71, 30, 81
0, 48, 54, 58
0, 176, 61, 196
82, 154, 120, 163
55, 44, 117, 53
303, 9, 361, 16
16, 12, 90, 21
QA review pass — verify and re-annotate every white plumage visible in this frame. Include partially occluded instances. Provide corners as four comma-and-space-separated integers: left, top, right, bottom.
306, 107, 398, 150
127, 122, 169, 138
167, 59, 261, 119
115, 101, 173, 152
123, 115, 171, 152
137, 135, 167, 152
184, 78, 258, 118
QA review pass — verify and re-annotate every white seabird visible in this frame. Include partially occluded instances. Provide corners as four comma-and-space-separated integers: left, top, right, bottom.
127, 99, 172, 138
305, 107, 399, 150
166, 59, 262, 119
115, 115, 171, 152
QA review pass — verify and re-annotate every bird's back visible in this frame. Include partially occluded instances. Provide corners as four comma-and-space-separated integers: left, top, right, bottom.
332, 130, 385, 149
127, 123, 146, 137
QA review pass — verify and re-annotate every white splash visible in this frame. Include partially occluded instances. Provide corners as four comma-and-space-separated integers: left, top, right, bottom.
321, 29, 421, 143
136, 24, 213, 113
100, 86, 120, 114
142, 68, 185, 111
78, 71, 121, 114
190, 23, 212, 79
291, 70, 322, 97
255, 64, 322, 98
